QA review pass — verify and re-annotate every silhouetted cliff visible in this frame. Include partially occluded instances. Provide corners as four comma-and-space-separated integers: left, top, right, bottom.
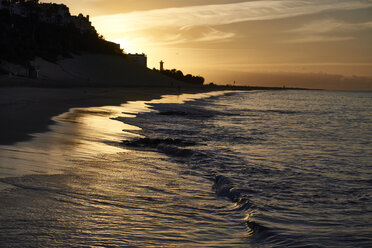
0, 0, 122, 66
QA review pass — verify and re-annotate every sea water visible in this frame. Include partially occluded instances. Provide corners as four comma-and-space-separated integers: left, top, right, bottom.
0, 90, 371, 247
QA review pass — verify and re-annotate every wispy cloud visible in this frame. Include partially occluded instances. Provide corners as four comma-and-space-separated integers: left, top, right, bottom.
285, 35, 355, 43
289, 19, 372, 34
285, 19, 372, 43
92, 0, 372, 36
113, 26, 235, 48
179, 26, 235, 43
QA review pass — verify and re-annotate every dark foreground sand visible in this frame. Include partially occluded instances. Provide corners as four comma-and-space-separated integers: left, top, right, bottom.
0, 87, 209, 145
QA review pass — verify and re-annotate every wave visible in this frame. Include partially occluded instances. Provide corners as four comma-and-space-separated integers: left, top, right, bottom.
156, 144, 194, 157
121, 137, 196, 157
122, 137, 196, 148
213, 175, 265, 235
213, 175, 254, 210
244, 109, 301, 115
212, 175, 300, 246
150, 103, 238, 119
158, 110, 189, 116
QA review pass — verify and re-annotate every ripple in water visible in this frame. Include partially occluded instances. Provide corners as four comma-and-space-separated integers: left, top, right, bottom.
0, 90, 371, 247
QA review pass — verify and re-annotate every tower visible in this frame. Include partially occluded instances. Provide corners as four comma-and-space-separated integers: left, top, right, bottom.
160, 60, 164, 71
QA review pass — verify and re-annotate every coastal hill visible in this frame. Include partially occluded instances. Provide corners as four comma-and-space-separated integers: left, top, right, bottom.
0, 0, 202, 87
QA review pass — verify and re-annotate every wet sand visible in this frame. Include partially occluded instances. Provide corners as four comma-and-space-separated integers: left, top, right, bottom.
0, 87, 207, 145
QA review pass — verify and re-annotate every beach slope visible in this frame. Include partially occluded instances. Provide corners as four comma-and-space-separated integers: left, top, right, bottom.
1, 53, 189, 88
0, 87, 207, 145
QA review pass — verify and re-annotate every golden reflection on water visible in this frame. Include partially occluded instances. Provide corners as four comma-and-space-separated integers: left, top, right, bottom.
0, 105, 139, 179
0, 91, 230, 180
0, 90, 252, 244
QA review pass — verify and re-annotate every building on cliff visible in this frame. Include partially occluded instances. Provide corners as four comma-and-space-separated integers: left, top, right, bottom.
127, 53, 147, 67
70, 13, 96, 33
0, 0, 94, 33
38, 3, 71, 25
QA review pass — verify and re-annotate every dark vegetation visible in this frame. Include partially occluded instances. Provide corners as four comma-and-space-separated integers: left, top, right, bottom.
0, 0, 123, 66
153, 68, 205, 86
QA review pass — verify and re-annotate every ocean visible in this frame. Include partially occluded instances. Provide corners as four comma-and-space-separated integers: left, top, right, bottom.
0, 90, 371, 247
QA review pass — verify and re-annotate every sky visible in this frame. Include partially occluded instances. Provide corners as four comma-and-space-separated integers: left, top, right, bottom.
42, 0, 372, 90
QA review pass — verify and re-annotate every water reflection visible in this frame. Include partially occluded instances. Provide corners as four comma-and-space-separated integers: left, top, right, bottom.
0, 91, 229, 180
0, 106, 133, 180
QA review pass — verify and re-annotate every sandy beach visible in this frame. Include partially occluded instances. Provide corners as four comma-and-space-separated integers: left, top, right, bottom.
0, 87, 208, 145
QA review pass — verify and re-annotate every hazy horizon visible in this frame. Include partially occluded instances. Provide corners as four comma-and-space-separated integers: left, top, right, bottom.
41, 0, 372, 90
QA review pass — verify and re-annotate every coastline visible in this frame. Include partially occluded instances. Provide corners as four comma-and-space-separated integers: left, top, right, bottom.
0, 86, 211, 146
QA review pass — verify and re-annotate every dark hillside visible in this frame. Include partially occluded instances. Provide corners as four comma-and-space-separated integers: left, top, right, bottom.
0, 1, 122, 66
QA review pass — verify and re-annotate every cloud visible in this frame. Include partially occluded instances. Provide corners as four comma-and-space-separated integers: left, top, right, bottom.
179, 26, 235, 43
113, 26, 235, 48
285, 35, 355, 43
289, 19, 372, 34
92, 0, 372, 36
285, 19, 372, 43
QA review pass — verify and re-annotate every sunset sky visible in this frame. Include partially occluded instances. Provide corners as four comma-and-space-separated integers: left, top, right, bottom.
42, 0, 372, 89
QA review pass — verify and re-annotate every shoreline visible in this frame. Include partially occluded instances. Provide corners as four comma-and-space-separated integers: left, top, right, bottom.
0, 86, 215, 146
0, 84, 310, 146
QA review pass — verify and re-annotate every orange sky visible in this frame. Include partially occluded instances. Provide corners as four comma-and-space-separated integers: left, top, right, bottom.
42, 0, 372, 90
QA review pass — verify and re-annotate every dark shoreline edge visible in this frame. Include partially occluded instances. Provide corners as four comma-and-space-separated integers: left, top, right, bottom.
0, 86, 310, 146
0, 87, 193, 145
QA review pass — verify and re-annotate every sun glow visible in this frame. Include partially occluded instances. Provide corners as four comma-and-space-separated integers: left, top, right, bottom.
38, 0, 372, 89
112, 37, 142, 54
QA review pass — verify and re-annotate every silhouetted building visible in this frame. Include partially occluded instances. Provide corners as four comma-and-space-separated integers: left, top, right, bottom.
160, 60, 164, 71
0, 1, 94, 32
39, 3, 71, 25
71, 13, 96, 33
106, 41, 121, 54
127, 53, 147, 67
